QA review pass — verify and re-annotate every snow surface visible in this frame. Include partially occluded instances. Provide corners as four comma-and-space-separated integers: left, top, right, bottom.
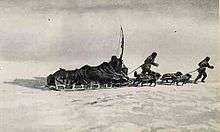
0, 61, 219, 132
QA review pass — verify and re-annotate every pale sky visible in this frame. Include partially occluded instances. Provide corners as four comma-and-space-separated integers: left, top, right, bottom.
0, 0, 219, 76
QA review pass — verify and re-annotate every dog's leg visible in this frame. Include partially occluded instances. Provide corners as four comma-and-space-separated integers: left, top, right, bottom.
172, 80, 176, 85
141, 81, 144, 87
169, 80, 173, 85
161, 79, 164, 84
133, 80, 137, 86
181, 82, 184, 86
153, 82, 156, 87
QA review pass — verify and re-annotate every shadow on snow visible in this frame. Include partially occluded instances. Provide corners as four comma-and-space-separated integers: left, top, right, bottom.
4, 77, 48, 90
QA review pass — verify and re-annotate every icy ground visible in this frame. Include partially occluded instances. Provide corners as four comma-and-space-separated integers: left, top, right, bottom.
0, 80, 219, 132
0, 61, 219, 131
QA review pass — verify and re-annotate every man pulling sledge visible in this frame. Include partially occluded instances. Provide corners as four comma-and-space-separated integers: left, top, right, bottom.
194, 57, 214, 84
132, 52, 160, 86
141, 52, 159, 75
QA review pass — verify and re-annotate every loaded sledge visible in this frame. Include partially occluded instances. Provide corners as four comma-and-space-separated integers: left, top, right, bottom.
46, 26, 129, 90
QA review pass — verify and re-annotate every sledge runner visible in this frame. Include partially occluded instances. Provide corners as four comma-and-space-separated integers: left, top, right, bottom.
194, 57, 214, 84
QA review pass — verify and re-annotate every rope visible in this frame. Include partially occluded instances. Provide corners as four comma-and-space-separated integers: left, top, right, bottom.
128, 65, 142, 75
186, 68, 199, 74
128, 66, 198, 76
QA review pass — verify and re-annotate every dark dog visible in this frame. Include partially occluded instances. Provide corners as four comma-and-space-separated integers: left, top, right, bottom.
175, 73, 192, 86
141, 72, 161, 87
160, 71, 183, 84
133, 71, 161, 87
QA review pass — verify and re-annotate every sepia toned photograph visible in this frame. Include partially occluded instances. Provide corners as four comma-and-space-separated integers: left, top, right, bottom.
0, 0, 219, 132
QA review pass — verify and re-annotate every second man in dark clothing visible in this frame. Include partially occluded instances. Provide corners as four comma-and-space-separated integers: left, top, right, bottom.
194, 57, 214, 84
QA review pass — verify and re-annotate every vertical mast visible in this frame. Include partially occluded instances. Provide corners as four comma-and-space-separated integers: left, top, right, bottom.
119, 26, 124, 60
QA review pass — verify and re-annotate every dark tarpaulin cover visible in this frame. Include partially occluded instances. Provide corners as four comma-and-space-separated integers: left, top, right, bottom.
47, 57, 128, 86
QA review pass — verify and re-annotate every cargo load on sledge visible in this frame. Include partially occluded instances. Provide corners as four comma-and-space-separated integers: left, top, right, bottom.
46, 26, 129, 90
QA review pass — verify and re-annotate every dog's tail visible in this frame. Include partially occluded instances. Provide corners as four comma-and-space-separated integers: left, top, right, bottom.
134, 71, 138, 77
